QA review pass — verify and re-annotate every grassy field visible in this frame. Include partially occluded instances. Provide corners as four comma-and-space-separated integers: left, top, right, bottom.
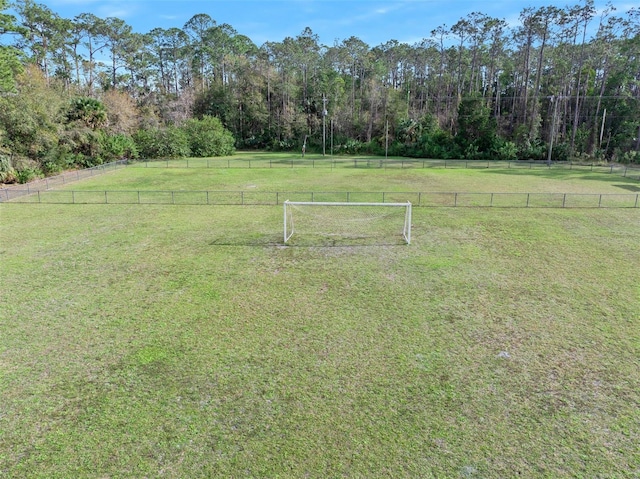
1, 156, 639, 477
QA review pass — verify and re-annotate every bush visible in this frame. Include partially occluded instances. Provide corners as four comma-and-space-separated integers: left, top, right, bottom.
99, 134, 138, 162
59, 127, 103, 166
16, 167, 42, 184
0, 154, 16, 184
618, 150, 640, 164
267, 138, 296, 151
133, 127, 190, 159
182, 116, 235, 157
495, 141, 518, 161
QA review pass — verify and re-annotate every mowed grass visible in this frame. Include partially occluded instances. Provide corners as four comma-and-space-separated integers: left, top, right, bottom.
1, 163, 639, 477
65, 154, 640, 195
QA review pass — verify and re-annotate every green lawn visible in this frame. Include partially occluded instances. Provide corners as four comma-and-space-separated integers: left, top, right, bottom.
70, 154, 640, 194
1, 161, 639, 477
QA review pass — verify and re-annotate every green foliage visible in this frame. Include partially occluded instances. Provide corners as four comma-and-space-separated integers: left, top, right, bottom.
66, 97, 108, 130
0, 67, 63, 162
335, 138, 367, 155
183, 115, 235, 157
517, 139, 547, 161
266, 138, 296, 151
456, 95, 499, 158
99, 134, 138, 162
0, 46, 23, 93
617, 150, 640, 165
133, 127, 190, 159
495, 141, 518, 161
418, 130, 460, 159
0, 0, 24, 92
15, 166, 41, 183
0, 152, 16, 183
193, 85, 236, 128
59, 127, 103, 166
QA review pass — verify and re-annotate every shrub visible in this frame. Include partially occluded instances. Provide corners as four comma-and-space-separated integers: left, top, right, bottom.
0, 153, 16, 184
59, 127, 103, 167
16, 167, 41, 184
133, 127, 190, 159
619, 150, 640, 164
99, 134, 138, 162
495, 141, 518, 161
182, 116, 235, 157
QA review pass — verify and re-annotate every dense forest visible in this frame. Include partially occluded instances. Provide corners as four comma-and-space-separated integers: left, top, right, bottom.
1, 0, 639, 182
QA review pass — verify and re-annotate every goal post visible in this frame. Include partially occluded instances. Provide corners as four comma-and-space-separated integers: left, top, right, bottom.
284, 200, 412, 245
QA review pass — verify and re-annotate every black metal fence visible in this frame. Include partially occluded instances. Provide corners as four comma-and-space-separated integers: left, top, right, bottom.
0, 160, 126, 203
3, 189, 639, 208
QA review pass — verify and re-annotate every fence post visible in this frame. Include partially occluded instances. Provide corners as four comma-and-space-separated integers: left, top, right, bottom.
418, 192, 421, 206
276, 192, 279, 205
563, 193, 566, 208
37, 190, 41, 203
241, 191, 244, 205
599, 194, 602, 207
635, 194, 639, 208
490, 193, 494, 207
526, 193, 530, 207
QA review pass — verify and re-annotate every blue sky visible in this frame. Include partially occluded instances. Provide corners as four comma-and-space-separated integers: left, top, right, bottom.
25, 0, 638, 47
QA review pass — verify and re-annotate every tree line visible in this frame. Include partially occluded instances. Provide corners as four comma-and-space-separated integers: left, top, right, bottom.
1, 0, 639, 182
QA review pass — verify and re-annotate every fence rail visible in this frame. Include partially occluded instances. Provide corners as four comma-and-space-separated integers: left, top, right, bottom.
3, 189, 639, 208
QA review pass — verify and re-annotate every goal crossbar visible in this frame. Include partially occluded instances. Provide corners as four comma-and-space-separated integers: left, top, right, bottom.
284, 200, 412, 245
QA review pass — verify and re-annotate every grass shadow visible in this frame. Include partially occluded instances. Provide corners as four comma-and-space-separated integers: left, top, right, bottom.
613, 184, 640, 192
208, 233, 283, 247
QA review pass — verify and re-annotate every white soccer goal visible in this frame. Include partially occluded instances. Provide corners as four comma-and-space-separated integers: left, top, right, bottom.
283, 200, 412, 245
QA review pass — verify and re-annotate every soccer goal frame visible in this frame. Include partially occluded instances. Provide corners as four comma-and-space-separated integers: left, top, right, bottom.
283, 200, 412, 245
